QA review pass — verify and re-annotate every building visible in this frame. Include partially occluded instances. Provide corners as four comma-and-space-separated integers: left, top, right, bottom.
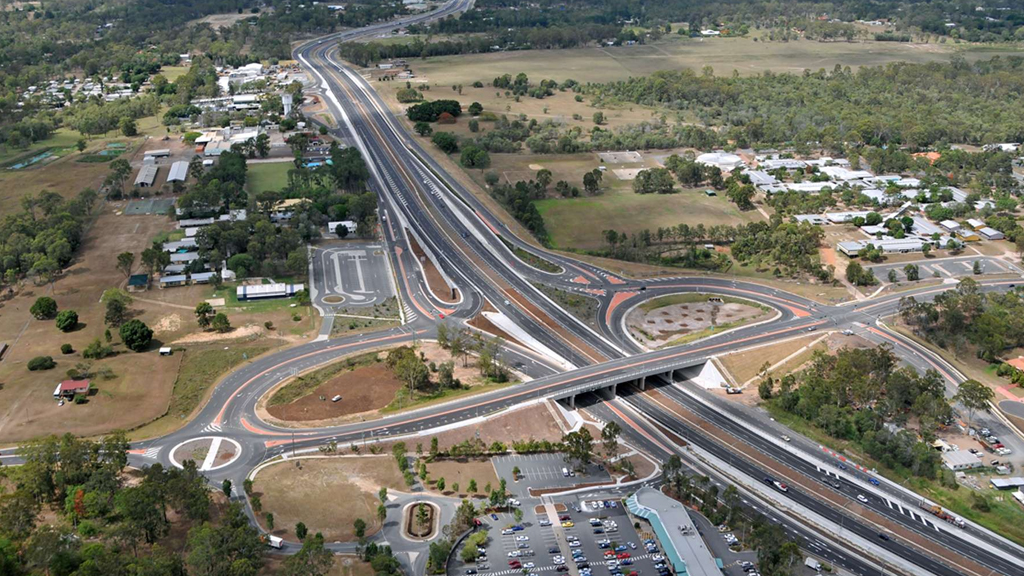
695, 152, 744, 172
743, 170, 778, 187
178, 217, 215, 229
759, 158, 806, 171
978, 227, 1005, 240
942, 451, 983, 471
838, 239, 926, 257
159, 274, 188, 288
167, 161, 189, 183
626, 487, 721, 576
190, 272, 217, 284
794, 215, 828, 225
236, 283, 304, 300
1004, 357, 1024, 372
144, 148, 171, 158
134, 165, 159, 188
940, 220, 961, 232
327, 220, 358, 236
52, 380, 90, 399
169, 252, 199, 264
990, 477, 1024, 490
163, 239, 198, 252
966, 218, 985, 230
126, 274, 149, 292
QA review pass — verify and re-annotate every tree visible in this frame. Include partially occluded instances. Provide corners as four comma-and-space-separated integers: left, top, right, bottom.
255, 133, 271, 158
562, 428, 594, 471
186, 504, 264, 576
283, 533, 334, 576
632, 168, 675, 194
904, 263, 919, 281
467, 479, 477, 493
758, 376, 774, 400
195, 302, 215, 329
414, 121, 433, 137
211, 313, 231, 333
592, 111, 604, 125
378, 487, 388, 503
30, 296, 58, 319
451, 482, 459, 494
76, 138, 87, 153
27, 356, 56, 371
55, 310, 78, 332
601, 421, 621, 458
431, 131, 458, 154
436, 477, 446, 493
922, 243, 932, 257
104, 298, 129, 327
119, 319, 153, 352
583, 169, 602, 195
973, 260, 982, 275
107, 158, 132, 196
354, 518, 367, 539
266, 513, 275, 530
141, 247, 170, 276
511, 466, 521, 480
468, 102, 483, 115
119, 117, 138, 137
296, 522, 308, 541
888, 269, 898, 283
222, 479, 232, 497
954, 379, 994, 433
377, 503, 387, 525
460, 145, 490, 169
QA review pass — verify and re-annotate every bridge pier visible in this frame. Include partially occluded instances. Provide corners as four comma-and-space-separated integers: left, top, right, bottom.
567, 395, 576, 410
597, 384, 616, 401
636, 376, 646, 391
663, 370, 674, 383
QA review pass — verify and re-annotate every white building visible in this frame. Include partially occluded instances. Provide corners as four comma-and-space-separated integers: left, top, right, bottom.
940, 220, 961, 232
943, 451, 983, 472
696, 152, 744, 172
978, 227, 1005, 240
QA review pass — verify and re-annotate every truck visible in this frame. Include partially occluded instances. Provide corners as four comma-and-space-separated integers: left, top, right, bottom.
919, 503, 965, 528
804, 557, 822, 571
262, 534, 283, 549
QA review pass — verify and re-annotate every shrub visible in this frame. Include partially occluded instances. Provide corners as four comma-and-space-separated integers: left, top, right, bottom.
60, 343, 74, 354
211, 313, 231, 333
74, 393, 88, 404
396, 88, 423, 103
406, 99, 461, 122
28, 356, 56, 371
83, 338, 113, 360
436, 112, 456, 124
119, 319, 153, 352
30, 297, 58, 320
55, 310, 79, 332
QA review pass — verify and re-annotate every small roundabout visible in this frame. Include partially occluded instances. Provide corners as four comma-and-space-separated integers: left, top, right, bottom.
169, 436, 243, 472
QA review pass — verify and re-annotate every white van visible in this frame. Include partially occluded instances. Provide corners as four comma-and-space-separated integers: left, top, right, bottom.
562, 467, 569, 477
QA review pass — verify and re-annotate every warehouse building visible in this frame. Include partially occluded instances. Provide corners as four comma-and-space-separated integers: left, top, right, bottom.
167, 161, 189, 183
942, 451, 983, 471
134, 165, 159, 188
236, 283, 304, 300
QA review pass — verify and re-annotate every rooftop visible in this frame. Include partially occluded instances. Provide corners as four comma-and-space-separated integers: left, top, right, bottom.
626, 487, 721, 576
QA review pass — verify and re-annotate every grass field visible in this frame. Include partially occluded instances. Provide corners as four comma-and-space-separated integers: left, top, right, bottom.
254, 456, 406, 542
536, 184, 764, 250
719, 333, 827, 385
159, 66, 190, 82
246, 162, 292, 194
399, 36, 1024, 86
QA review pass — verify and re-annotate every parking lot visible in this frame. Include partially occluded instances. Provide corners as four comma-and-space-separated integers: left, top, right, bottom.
451, 491, 670, 576
493, 454, 611, 498
310, 243, 395, 311
868, 255, 1021, 282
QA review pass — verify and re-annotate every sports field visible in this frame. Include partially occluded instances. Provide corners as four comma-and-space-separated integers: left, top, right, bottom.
246, 161, 292, 193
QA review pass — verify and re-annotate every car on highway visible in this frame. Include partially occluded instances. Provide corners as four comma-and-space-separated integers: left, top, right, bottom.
857, 494, 869, 503
878, 532, 891, 541
869, 477, 880, 486
781, 435, 791, 442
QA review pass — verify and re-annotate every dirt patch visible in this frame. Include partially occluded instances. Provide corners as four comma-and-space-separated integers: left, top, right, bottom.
254, 456, 406, 542
627, 295, 768, 348
407, 231, 458, 303
153, 313, 182, 334
173, 324, 264, 344
431, 403, 564, 449
404, 502, 437, 539
173, 438, 213, 464
267, 361, 403, 422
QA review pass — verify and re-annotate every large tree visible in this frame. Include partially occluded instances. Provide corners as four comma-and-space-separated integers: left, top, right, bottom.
953, 379, 994, 433
562, 428, 594, 472
283, 533, 334, 576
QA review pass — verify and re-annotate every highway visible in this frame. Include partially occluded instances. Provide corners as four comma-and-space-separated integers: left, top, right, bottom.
9, 1, 1024, 575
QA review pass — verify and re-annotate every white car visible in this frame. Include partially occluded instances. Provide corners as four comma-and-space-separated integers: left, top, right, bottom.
507, 551, 520, 558
523, 563, 534, 569
857, 494, 869, 504
515, 536, 529, 541
501, 529, 514, 536
569, 541, 581, 548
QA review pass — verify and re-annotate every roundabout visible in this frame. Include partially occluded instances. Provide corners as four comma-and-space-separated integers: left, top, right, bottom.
169, 436, 243, 472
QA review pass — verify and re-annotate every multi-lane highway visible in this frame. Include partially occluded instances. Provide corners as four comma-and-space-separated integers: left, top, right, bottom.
9, 2, 1024, 575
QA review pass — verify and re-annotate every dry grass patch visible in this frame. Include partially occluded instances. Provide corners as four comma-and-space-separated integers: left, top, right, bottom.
254, 456, 406, 542
423, 458, 499, 497
718, 333, 828, 386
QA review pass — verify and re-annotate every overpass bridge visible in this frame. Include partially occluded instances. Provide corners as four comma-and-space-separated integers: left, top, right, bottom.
549, 355, 710, 408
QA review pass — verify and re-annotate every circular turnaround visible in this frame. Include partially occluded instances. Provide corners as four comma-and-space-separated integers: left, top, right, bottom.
322, 295, 345, 304
402, 501, 439, 541
169, 436, 242, 472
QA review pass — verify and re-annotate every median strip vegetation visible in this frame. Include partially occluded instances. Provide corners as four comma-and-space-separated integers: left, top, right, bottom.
268, 351, 381, 407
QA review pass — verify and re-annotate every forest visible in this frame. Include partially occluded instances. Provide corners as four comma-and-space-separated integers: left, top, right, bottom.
899, 278, 1024, 362
762, 346, 950, 480
0, 433, 342, 576
582, 57, 1024, 148
0, 189, 98, 287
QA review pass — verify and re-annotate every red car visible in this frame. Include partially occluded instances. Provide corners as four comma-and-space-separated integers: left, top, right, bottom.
508, 561, 521, 568
559, 515, 570, 521
603, 551, 615, 558
617, 552, 631, 559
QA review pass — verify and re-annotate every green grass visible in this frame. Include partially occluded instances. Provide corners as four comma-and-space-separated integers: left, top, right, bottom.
268, 351, 380, 407
160, 66, 190, 82
382, 380, 515, 414
499, 237, 563, 273
532, 282, 598, 330
151, 229, 186, 244
535, 187, 762, 251
638, 292, 769, 313
0, 128, 83, 166
164, 341, 280, 421
763, 402, 1024, 546
246, 162, 293, 193
212, 286, 305, 312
